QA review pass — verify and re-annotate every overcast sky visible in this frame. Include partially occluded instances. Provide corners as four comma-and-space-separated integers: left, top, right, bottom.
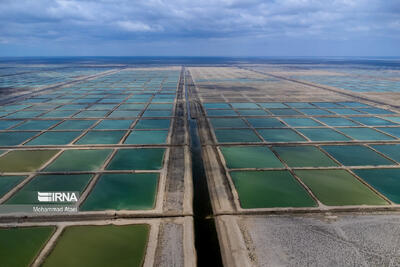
0, 0, 399, 56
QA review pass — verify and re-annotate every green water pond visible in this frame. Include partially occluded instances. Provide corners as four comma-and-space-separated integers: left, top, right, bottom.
81, 173, 158, 211
6, 174, 92, 204
75, 131, 125, 144
0, 150, 59, 172
107, 148, 165, 170
231, 170, 316, 208
43, 224, 148, 267
0, 226, 55, 267
220, 146, 284, 169
322, 145, 395, 166
295, 169, 388, 206
0, 175, 25, 197
354, 168, 400, 204
273, 146, 338, 167
45, 149, 112, 172
215, 129, 261, 143
258, 129, 306, 142
124, 130, 168, 144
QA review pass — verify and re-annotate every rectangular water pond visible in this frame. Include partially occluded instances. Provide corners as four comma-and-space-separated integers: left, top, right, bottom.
204, 103, 231, 109
75, 131, 126, 145
0, 226, 55, 267
297, 128, 351, 141
142, 110, 172, 117
206, 109, 238, 116
74, 110, 109, 118
0, 120, 22, 130
41, 110, 77, 118
327, 108, 363, 115
107, 148, 165, 170
80, 173, 158, 211
285, 102, 314, 108
147, 103, 173, 110
0, 175, 25, 198
297, 108, 333, 115
45, 149, 112, 172
94, 119, 133, 129
108, 110, 141, 118
210, 118, 248, 128
377, 127, 400, 138
349, 117, 397, 126
337, 127, 395, 141
134, 119, 170, 129
268, 108, 302, 116
0, 131, 38, 146
230, 170, 316, 208
13, 120, 61, 130
87, 104, 117, 110
231, 103, 260, 109
119, 103, 146, 110
57, 104, 88, 110
237, 109, 269, 116
383, 116, 400, 123
215, 129, 261, 143
246, 118, 285, 128
42, 224, 149, 267
354, 168, 400, 204
295, 169, 388, 206
5, 110, 44, 119
337, 101, 371, 108
370, 144, 400, 162
124, 130, 168, 144
311, 102, 342, 108
258, 129, 306, 143
220, 146, 284, 169
0, 150, 59, 172
6, 174, 92, 204
281, 118, 322, 127
25, 131, 82, 145
257, 102, 287, 108
358, 107, 395, 114
53, 120, 97, 130
315, 117, 360, 126
272, 146, 338, 167
322, 145, 395, 166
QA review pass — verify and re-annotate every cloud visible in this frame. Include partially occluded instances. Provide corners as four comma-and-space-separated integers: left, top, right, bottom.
116, 21, 162, 32
0, 0, 399, 55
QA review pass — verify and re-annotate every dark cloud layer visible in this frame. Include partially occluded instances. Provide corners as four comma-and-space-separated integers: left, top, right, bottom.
0, 0, 399, 56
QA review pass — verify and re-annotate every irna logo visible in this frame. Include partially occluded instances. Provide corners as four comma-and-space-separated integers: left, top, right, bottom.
37, 192, 78, 203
